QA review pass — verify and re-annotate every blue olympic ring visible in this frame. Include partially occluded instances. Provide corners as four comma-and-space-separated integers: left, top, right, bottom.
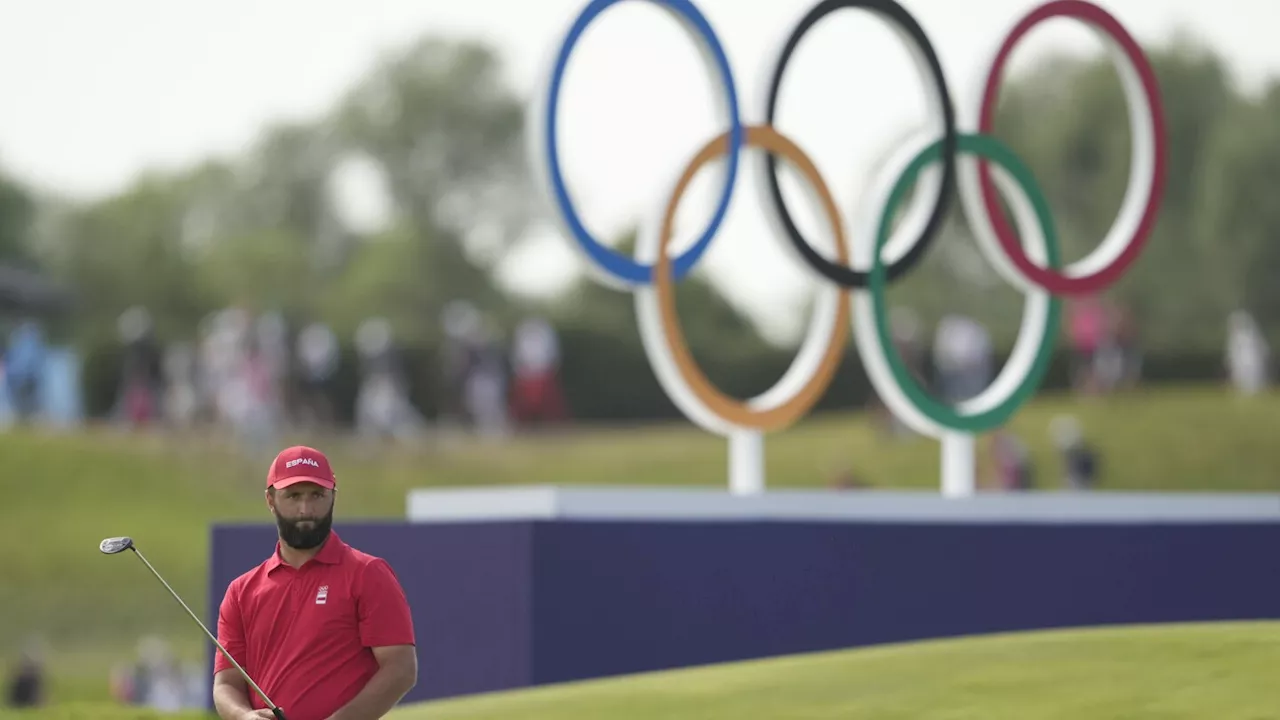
541, 0, 744, 286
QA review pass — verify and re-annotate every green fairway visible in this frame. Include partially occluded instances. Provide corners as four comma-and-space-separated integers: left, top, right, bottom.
2, 385, 1278, 704
4, 622, 1275, 719
389, 622, 1280, 720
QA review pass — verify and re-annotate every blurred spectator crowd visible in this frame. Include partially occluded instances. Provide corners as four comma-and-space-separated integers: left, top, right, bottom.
0, 294, 1273, 469
0, 300, 570, 452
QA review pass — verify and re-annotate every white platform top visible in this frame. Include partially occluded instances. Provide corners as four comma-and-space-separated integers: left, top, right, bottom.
405, 486, 1280, 525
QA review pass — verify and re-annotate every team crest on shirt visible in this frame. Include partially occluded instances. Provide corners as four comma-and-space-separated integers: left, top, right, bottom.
315, 585, 329, 605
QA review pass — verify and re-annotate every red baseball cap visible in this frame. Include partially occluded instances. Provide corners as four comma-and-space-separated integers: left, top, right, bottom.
267, 446, 337, 490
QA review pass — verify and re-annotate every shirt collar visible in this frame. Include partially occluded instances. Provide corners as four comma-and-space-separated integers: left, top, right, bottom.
266, 530, 346, 573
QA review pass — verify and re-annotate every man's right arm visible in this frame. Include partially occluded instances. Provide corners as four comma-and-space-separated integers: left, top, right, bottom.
214, 669, 272, 719
212, 582, 268, 720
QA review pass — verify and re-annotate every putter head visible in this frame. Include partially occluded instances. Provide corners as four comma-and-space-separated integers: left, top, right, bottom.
99, 536, 135, 555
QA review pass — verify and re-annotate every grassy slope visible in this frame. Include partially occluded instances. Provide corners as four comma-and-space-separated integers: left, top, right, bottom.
2, 386, 1278, 701
393, 622, 1280, 720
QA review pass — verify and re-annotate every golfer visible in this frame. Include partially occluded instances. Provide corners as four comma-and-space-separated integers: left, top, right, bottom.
213, 446, 417, 720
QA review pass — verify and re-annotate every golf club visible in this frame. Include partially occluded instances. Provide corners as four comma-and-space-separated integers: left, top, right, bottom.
99, 536, 287, 720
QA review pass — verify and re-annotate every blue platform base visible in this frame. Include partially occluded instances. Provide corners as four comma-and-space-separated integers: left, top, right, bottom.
207, 489, 1280, 705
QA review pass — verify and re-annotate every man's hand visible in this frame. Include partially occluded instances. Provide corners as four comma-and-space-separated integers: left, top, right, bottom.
239, 711, 278, 720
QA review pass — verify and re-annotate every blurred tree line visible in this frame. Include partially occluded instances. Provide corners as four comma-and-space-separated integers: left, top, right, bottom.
0, 34, 1268, 422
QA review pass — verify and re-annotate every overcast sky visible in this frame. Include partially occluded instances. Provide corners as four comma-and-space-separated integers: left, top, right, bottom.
0, 0, 1276, 342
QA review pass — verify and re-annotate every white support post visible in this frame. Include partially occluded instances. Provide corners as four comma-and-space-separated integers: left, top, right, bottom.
941, 432, 976, 499
728, 430, 765, 496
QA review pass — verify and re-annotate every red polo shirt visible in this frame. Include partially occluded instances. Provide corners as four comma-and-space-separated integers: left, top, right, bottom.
214, 531, 415, 720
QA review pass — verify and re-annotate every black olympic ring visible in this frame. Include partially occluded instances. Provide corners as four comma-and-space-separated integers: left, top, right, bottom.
762, 0, 958, 288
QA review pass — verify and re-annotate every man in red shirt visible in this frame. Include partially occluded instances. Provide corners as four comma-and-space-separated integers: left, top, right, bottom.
213, 446, 417, 720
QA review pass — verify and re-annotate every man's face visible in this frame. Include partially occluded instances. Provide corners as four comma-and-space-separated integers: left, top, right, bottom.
268, 482, 335, 550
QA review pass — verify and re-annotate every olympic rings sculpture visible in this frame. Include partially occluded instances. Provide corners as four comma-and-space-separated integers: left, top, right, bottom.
528, 0, 1166, 474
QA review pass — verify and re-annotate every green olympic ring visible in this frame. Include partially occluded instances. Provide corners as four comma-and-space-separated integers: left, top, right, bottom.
854, 133, 1063, 435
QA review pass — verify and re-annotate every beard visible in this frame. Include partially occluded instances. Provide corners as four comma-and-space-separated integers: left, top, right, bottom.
276, 506, 334, 550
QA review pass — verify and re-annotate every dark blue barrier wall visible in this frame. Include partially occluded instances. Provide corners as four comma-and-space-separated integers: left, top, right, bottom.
208, 520, 1280, 705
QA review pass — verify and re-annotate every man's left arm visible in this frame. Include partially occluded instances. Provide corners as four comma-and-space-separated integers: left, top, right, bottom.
328, 559, 418, 720
326, 645, 416, 720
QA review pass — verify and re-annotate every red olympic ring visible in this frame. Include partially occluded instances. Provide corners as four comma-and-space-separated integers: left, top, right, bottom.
975, 0, 1166, 295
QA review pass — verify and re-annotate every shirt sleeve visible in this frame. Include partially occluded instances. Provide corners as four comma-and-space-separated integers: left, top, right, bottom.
357, 558, 416, 648
213, 580, 248, 676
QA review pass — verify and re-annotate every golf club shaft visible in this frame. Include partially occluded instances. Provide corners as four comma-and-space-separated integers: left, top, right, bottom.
129, 547, 282, 714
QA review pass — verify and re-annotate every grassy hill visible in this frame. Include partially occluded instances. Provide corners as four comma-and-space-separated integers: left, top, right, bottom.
390, 622, 1280, 719
1, 385, 1278, 704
